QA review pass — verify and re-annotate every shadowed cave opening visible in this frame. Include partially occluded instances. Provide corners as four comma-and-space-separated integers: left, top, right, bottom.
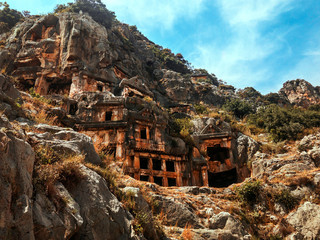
208, 168, 238, 188
207, 145, 230, 163
69, 103, 78, 115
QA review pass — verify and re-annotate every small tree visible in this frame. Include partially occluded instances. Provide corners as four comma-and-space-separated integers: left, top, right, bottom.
0, 2, 22, 31
223, 98, 254, 119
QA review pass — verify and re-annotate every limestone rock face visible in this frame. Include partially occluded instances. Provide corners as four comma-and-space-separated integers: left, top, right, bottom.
68, 166, 137, 240
0, 115, 35, 240
159, 70, 195, 103
0, 74, 21, 101
234, 133, 260, 180
298, 133, 320, 167
287, 202, 320, 239
0, 74, 23, 119
1, 13, 155, 97
33, 183, 83, 240
159, 69, 229, 106
28, 124, 101, 165
122, 187, 161, 240
151, 193, 203, 229
251, 152, 315, 179
279, 79, 320, 107
209, 212, 251, 239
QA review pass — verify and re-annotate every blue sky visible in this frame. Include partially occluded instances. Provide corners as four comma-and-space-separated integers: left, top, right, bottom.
5, 0, 320, 94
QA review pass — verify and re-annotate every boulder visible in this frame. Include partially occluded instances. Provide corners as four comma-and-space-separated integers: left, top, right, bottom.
209, 212, 250, 238
122, 187, 161, 240
68, 166, 138, 240
234, 133, 260, 180
33, 186, 83, 240
151, 194, 203, 229
28, 124, 101, 165
287, 201, 320, 239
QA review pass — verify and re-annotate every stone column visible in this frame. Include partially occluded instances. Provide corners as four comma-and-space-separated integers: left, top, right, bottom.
134, 154, 140, 179
201, 166, 209, 187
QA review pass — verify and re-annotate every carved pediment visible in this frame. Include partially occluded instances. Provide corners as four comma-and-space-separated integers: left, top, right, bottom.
200, 123, 221, 135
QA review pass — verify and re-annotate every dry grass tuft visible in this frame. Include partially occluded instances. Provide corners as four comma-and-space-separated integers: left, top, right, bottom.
180, 223, 193, 240
33, 144, 85, 193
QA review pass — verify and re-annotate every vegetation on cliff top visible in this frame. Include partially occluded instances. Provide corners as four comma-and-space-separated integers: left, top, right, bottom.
54, 0, 115, 28
0, 2, 22, 33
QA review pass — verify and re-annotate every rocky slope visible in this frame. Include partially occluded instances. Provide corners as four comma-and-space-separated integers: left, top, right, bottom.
279, 79, 320, 107
0, 12, 233, 109
0, 7, 320, 240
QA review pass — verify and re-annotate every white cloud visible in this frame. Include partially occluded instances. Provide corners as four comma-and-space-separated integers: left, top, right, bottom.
104, 0, 206, 31
283, 47, 320, 87
217, 0, 293, 26
191, 0, 296, 92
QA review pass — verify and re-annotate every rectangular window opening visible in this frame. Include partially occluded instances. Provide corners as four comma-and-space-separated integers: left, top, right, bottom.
207, 145, 230, 163
166, 161, 175, 172
139, 157, 149, 169
152, 159, 162, 171
140, 128, 147, 139
168, 178, 176, 187
105, 111, 112, 121
69, 103, 78, 115
140, 175, 149, 182
154, 176, 163, 186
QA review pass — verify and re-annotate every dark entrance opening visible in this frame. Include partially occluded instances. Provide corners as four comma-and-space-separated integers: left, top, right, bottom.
48, 82, 71, 95
154, 176, 163, 186
168, 178, 176, 187
208, 168, 238, 188
105, 111, 112, 121
140, 175, 149, 182
140, 128, 147, 139
140, 157, 149, 169
152, 159, 162, 170
97, 85, 103, 91
166, 161, 175, 172
207, 145, 230, 163
69, 103, 78, 115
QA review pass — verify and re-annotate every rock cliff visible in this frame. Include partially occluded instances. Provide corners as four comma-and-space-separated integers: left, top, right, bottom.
0, 6, 320, 240
279, 79, 320, 107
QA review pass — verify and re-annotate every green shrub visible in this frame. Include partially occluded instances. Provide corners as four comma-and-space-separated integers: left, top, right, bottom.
247, 104, 320, 142
236, 180, 261, 205
149, 45, 191, 73
169, 117, 195, 146
223, 98, 254, 119
194, 103, 209, 114
308, 104, 320, 112
274, 189, 298, 211
237, 87, 262, 99
0, 2, 22, 31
